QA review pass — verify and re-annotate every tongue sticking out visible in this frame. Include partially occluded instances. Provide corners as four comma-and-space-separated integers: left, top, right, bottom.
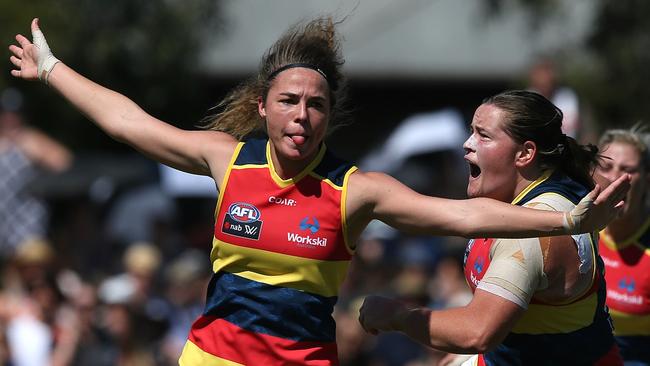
291, 135, 306, 145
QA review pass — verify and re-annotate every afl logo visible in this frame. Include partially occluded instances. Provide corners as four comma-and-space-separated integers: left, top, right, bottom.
227, 202, 261, 223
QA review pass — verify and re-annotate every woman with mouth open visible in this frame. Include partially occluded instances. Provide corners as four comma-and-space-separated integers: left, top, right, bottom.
10, 17, 628, 366
359, 90, 625, 365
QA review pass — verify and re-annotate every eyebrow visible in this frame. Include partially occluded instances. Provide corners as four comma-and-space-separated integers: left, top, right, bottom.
472, 124, 489, 133
278, 92, 327, 102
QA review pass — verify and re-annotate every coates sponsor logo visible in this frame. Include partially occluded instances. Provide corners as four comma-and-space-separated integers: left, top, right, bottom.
268, 196, 297, 207
222, 202, 262, 240
288, 216, 327, 248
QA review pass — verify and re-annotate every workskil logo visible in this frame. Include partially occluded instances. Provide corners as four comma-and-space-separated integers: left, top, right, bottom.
288, 216, 327, 248
474, 256, 484, 274
618, 277, 636, 292
299, 217, 320, 233
222, 202, 262, 240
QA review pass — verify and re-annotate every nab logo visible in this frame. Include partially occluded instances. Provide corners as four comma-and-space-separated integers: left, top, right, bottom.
222, 202, 263, 240
300, 217, 320, 233
228, 203, 261, 223
619, 277, 635, 292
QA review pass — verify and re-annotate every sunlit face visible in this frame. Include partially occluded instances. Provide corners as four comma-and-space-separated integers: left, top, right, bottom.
597, 141, 647, 217
463, 104, 521, 202
258, 67, 330, 168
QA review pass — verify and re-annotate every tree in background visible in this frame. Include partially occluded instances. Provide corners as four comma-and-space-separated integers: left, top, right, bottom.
486, 0, 650, 132
582, 0, 650, 130
1, 0, 223, 150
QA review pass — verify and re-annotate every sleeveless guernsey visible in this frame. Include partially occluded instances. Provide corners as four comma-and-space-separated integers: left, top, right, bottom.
463, 170, 621, 365
599, 218, 650, 363
179, 139, 357, 366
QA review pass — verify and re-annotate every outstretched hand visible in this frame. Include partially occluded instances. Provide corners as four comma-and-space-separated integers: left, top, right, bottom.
566, 173, 630, 234
9, 18, 59, 83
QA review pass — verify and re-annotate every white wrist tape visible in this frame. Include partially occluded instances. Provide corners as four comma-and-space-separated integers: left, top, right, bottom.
562, 195, 592, 234
32, 28, 60, 84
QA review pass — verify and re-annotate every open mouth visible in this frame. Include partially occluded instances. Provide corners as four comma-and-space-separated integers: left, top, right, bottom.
468, 162, 481, 178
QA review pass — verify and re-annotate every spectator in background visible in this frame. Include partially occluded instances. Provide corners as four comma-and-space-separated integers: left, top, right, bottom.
0, 238, 81, 366
0, 96, 72, 257
527, 57, 582, 139
10, 17, 628, 365
596, 125, 650, 365
159, 249, 211, 365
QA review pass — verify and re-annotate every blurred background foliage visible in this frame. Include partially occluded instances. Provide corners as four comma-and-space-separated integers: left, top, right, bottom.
488, 0, 650, 131
1, 0, 649, 151
583, 0, 650, 129
0, 0, 223, 150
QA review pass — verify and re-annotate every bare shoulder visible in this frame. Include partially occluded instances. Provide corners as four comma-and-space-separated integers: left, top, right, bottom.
346, 169, 378, 210
346, 169, 420, 222
345, 170, 394, 229
195, 130, 239, 182
199, 130, 239, 154
347, 170, 400, 207
348, 170, 407, 195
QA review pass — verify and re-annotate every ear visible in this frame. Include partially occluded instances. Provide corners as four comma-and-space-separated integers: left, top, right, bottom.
257, 96, 266, 119
514, 141, 537, 168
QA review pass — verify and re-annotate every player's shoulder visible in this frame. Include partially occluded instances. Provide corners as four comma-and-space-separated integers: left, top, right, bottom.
523, 192, 575, 212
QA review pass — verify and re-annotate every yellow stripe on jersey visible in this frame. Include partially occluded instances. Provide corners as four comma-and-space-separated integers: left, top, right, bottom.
179, 340, 244, 366
511, 292, 598, 334
309, 171, 344, 191
214, 142, 244, 218
231, 163, 269, 170
266, 142, 327, 188
610, 309, 650, 336
211, 240, 350, 298
341, 167, 358, 254
511, 170, 553, 205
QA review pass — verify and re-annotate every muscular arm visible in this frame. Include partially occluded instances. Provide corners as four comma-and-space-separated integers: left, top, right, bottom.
359, 237, 543, 353
47, 63, 237, 178
9, 19, 238, 181
360, 290, 525, 354
347, 170, 624, 238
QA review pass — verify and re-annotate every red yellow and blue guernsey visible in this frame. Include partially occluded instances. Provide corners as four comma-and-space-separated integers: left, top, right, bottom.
599, 218, 650, 363
179, 139, 357, 366
463, 171, 621, 365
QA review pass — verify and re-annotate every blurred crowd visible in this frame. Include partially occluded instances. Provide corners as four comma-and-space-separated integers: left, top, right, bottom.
0, 57, 600, 366
0, 103, 472, 366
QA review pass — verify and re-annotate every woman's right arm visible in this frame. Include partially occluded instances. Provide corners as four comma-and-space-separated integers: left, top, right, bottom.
9, 18, 237, 179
